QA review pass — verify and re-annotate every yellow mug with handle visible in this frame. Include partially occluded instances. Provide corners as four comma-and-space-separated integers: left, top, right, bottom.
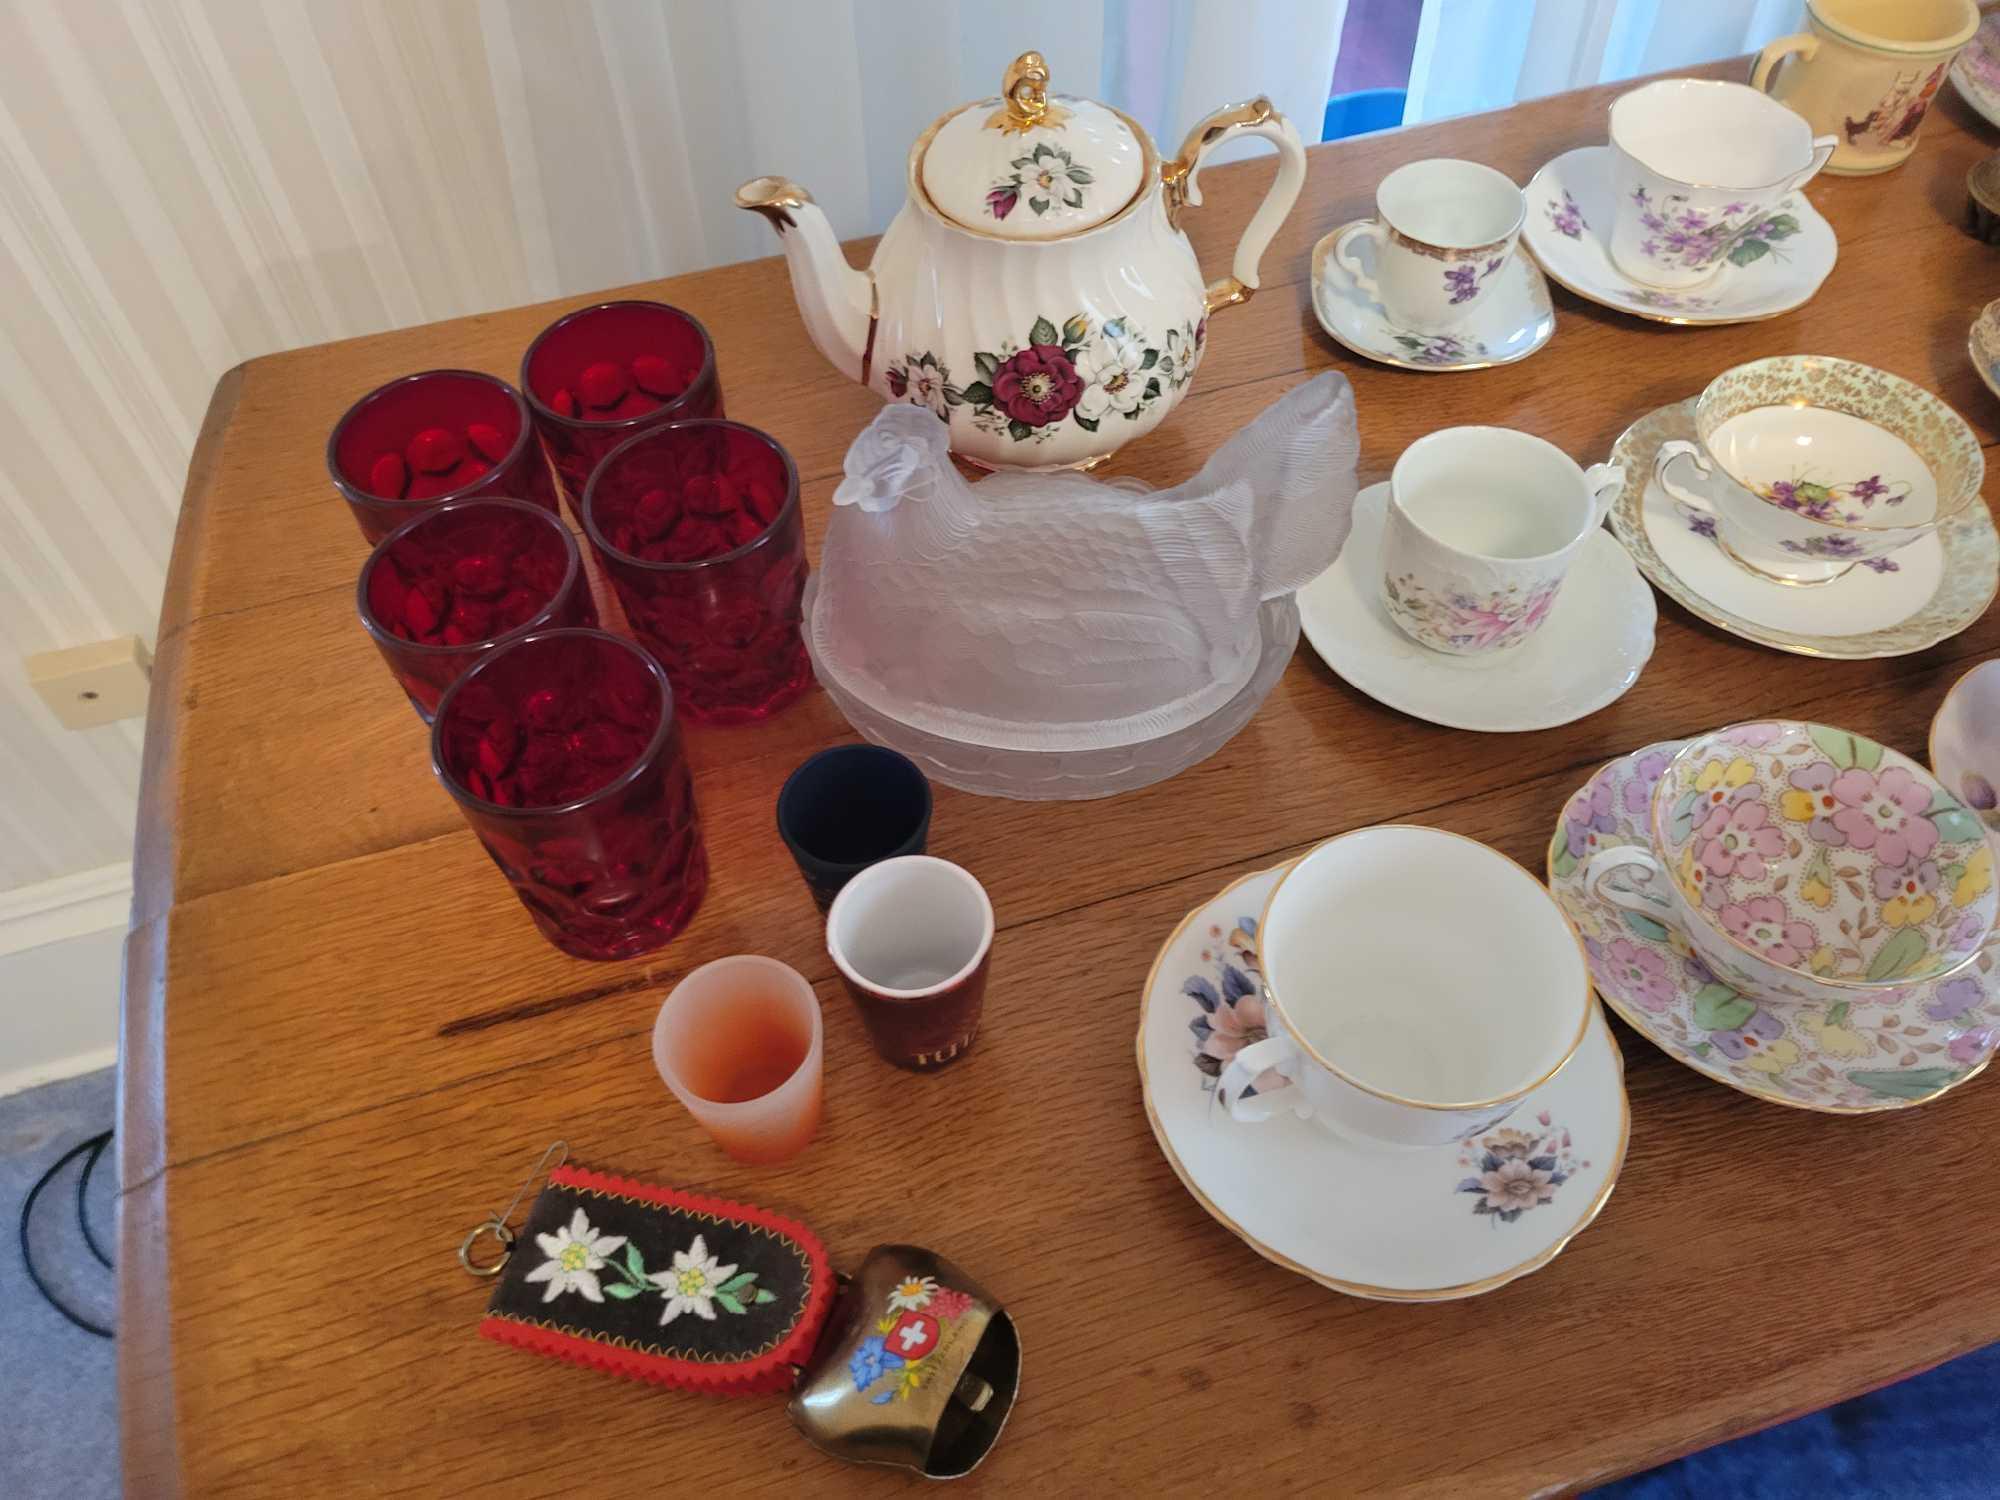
1751, 0, 1978, 175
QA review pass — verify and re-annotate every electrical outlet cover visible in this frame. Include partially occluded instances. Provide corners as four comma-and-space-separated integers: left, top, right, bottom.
26, 635, 153, 729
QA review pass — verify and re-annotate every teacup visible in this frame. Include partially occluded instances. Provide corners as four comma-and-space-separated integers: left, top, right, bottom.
1380, 427, 1623, 658
1331, 159, 1524, 335
1583, 720, 1996, 1009
1607, 78, 1835, 288
1929, 659, 2000, 848
1218, 825, 1592, 1149
1654, 355, 1984, 586
1752, 0, 1977, 176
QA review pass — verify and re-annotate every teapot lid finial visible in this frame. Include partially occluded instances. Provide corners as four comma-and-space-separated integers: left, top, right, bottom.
989, 51, 1069, 134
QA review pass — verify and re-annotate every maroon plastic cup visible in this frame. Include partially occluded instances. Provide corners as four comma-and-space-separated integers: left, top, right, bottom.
520, 300, 721, 522
328, 370, 542, 544
582, 419, 811, 726
825, 856, 994, 1070
431, 629, 708, 961
357, 497, 598, 721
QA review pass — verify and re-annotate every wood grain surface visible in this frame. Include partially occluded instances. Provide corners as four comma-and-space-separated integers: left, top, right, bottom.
122, 56, 2000, 1497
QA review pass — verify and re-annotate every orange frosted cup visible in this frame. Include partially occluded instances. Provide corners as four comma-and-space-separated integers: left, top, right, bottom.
651, 956, 823, 1164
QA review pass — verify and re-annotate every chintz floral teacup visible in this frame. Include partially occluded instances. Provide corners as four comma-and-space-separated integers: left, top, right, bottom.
1607, 78, 1835, 288
1654, 355, 1984, 585
1380, 427, 1623, 658
1331, 159, 1524, 335
1583, 721, 1997, 1009
1217, 825, 1592, 1149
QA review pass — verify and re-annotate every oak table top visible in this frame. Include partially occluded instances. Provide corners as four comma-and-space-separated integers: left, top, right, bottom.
122, 57, 2000, 1498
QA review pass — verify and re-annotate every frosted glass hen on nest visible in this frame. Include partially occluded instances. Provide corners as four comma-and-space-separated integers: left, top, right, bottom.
806, 373, 1360, 797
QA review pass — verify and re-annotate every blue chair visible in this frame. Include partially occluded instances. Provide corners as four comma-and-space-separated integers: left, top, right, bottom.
1321, 87, 1408, 141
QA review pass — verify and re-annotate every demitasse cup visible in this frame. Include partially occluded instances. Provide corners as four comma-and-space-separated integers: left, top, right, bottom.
1752, 0, 1977, 176
1607, 79, 1835, 288
1654, 355, 1984, 586
1331, 159, 1524, 335
1380, 427, 1623, 658
1217, 826, 1592, 1149
1583, 721, 1996, 1009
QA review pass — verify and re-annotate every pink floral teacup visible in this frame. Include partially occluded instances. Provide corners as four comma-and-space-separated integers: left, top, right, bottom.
1584, 720, 1996, 1007
1380, 427, 1623, 659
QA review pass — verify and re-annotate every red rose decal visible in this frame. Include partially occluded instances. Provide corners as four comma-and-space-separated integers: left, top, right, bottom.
991, 343, 1082, 427
986, 185, 1019, 220
885, 365, 909, 398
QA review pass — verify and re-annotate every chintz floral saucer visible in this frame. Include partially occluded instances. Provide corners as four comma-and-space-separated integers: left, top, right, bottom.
1950, 25, 2000, 133
1309, 226, 1555, 371
1522, 147, 1836, 326
1136, 864, 1629, 1301
1296, 484, 1654, 732
1550, 742, 2000, 1113
1607, 398, 1999, 658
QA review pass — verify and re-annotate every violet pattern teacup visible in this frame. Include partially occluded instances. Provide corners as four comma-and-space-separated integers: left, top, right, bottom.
1331, 159, 1525, 335
1607, 79, 1835, 289
1653, 355, 1985, 586
1584, 721, 1996, 1008
1381, 427, 1623, 658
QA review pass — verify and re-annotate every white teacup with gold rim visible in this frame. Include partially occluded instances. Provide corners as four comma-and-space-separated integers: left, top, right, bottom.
1654, 355, 1985, 586
1331, 159, 1525, 336
1218, 825, 1592, 1149
1583, 720, 1996, 1009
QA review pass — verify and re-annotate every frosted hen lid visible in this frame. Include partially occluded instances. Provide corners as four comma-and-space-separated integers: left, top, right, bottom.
917, 51, 1148, 240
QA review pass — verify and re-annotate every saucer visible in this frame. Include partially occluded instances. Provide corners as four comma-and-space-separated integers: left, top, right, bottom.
1522, 146, 1837, 326
1137, 864, 1629, 1300
1951, 25, 2000, 132
1309, 226, 1555, 371
1550, 743, 2000, 1113
1296, 483, 1654, 732
1971, 298, 2000, 405
1607, 397, 1998, 658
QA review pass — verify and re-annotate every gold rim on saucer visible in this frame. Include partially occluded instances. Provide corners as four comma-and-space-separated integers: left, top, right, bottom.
1136, 864, 1631, 1301
1607, 397, 1999, 658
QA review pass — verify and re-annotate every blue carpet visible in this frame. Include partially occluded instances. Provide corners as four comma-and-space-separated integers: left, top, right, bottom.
2, 1068, 119, 1499
1592, 1340, 2000, 1497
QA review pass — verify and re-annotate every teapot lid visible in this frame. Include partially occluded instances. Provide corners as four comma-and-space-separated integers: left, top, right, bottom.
918, 52, 1148, 240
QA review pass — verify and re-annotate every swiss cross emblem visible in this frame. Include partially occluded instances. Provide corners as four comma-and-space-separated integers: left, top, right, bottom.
889, 1310, 939, 1360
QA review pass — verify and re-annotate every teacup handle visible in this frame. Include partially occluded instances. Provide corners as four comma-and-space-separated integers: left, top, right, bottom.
1788, 134, 1839, 195
1749, 33, 1817, 93
1583, 462, 1625, 530
1217, 1034, 1312, 1124
1654, 439, 1726, 518
1331, 219, 1385, 303
1581, 845, 1681, 926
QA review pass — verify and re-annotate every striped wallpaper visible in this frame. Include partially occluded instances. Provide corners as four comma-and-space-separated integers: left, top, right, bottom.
0, 0, 1347, 894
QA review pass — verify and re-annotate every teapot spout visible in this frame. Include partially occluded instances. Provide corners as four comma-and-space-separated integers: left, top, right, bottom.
736, 177, 873, 383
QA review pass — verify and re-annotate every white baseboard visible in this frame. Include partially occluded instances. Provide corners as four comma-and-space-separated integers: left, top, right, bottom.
0, 864, 129, 1097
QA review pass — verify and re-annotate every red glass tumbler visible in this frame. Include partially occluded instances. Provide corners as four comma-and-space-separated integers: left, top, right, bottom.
520, 301, 721, 522
328, 369, 543, 544
431, 629, 708, 961
582, 420, 811, 725
357, 497, 598, 721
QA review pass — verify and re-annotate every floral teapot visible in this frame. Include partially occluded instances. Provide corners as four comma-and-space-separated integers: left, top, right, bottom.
737, 52, 1307, 471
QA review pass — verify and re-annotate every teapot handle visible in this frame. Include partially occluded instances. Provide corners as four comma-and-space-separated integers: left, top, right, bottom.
1163, 97, 1309, 315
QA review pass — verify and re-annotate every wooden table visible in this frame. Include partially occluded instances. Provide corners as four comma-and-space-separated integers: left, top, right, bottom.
122, 57, 2000, 1496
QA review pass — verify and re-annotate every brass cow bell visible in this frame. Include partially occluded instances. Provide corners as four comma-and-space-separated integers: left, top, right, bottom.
789, 1245, 1020, 1478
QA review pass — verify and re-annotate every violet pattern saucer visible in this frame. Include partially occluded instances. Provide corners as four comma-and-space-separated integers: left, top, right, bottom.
1607, 398, 1999, 659
1549, 742, 2000, 1113
1522, 146, 1836, 326
1137, 865, 1629, 1300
